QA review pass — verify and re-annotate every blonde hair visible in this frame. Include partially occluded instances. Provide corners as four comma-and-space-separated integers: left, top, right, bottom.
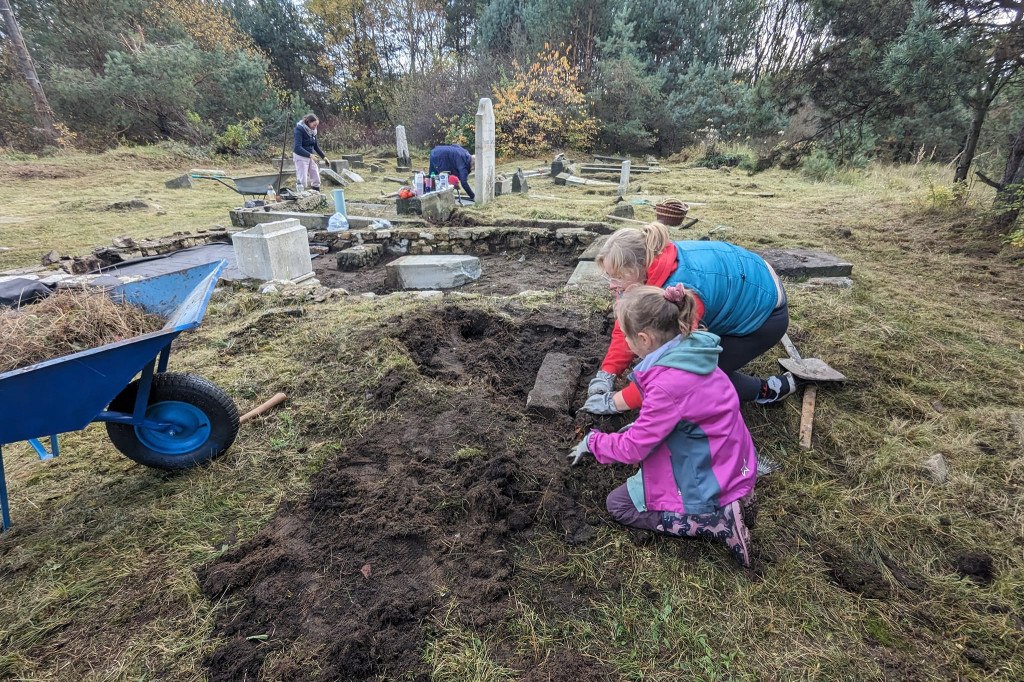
595, 222, 671, 282
616, 284, 698, 344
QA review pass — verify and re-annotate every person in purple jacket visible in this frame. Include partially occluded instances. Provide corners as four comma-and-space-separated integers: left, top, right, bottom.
568, 283, 759, 566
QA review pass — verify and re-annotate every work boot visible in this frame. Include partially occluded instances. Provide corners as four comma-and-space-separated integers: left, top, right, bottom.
755, 372, 797, 404
722, 500, 753, 567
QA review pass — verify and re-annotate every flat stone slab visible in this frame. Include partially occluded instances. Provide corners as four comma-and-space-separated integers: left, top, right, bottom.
385, 254, 481, 290
527, 352, 583, 416
578, 234, 610, 262
165, 174, 193, 190
565, 260, 608, 293
755, 249, 853, 278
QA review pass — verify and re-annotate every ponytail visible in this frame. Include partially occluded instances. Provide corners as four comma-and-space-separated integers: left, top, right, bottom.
641, 222, 670, 268
616, 284, 698, 343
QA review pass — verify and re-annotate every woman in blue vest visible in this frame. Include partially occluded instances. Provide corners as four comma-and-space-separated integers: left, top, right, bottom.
585, 223, 795, 414
293, 114, 330, 191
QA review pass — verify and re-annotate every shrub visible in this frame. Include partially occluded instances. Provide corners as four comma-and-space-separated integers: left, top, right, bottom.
491, 44, 597, 156
212, 118, 264, 155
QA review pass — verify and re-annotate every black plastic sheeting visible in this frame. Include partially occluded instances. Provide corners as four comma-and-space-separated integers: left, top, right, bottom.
0, 278, 51, 308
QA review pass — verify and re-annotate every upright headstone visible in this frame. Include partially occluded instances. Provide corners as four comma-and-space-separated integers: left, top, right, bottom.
511, 168, 529, 193
618, 160, 631, 196
396, 125, 411, 170
475, 98, 496, 205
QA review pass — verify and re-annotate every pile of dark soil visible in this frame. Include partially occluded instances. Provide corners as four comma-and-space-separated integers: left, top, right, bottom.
198, 304, 630, 680
0, 290, 164, 372
314, 250, 578, 295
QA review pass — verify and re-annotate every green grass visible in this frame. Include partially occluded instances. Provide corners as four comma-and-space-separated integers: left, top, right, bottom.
1, 147, 1023, 680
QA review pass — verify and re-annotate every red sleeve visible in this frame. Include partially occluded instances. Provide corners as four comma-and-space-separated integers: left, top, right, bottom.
600, 318, 636, 375
620, 382, 643, 410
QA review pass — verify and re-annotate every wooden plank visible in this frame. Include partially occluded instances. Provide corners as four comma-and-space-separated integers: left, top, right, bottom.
799, 384, 817, 450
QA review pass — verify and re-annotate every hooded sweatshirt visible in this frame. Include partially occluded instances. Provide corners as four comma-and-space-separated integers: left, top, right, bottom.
588, 331, 757, 515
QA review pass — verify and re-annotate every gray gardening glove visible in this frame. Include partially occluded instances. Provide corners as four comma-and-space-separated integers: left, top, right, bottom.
568, 436, 591, 466
583, 391, 622, 415
617, 421, 635, 434
588, 370, 616, 396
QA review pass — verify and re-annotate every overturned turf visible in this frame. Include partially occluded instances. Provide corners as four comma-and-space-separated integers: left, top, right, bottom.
197, 303, 630, 680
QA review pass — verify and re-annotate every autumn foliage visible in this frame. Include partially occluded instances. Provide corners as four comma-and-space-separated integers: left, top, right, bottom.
492, 45, 597, 156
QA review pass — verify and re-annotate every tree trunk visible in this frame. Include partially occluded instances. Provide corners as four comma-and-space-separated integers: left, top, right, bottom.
992, 120, 1024, 231
954, 99, 988, 184
0, 0, 57, 137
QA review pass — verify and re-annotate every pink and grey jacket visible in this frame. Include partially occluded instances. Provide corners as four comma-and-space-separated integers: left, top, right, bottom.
588, 331, 757, 515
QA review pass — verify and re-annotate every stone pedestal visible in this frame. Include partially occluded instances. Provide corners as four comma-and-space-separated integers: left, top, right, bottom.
231, 218, 313, 282
494, 176, 511, 196
475, 98, 496, 205
396, 188, 456, 223
385, 255, 481, 290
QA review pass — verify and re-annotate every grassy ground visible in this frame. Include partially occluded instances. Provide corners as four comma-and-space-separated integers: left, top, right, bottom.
1, 147, 1023, 680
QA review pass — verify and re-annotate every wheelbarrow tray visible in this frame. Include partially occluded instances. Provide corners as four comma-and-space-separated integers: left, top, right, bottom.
193, 172, 296, 196
0, 261, 225, 445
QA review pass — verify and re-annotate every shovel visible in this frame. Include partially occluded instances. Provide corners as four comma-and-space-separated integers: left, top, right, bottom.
779, 334, 846, 450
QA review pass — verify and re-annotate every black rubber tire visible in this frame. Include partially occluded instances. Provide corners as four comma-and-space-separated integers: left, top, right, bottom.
106, 372, 239, 470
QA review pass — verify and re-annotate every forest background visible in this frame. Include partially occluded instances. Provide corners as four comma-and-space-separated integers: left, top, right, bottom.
2, 0, 1023, 229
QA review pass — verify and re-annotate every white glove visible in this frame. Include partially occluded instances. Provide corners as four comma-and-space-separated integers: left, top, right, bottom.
583, 391, 622, 415
568, 436, 591, 466
588, 370, 616, 396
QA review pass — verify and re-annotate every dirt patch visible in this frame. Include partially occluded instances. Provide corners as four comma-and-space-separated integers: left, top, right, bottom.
517, 648, 614, 681
822, 546, 892, 599
313, 249, 577, 295
956, 552, 995, 585
198, 304, 624, 680
0, 162, 85, 181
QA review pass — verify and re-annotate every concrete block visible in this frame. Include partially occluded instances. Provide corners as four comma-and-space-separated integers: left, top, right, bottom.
165, 174, 193, 190
330, 160, 350, 172
385, 254, 481, 290
565, 260, 609, 293
526, 352, 583, 416
336, 243, 383, 271
494, 177, 511, 196
396, 189, 456, 223
755, 248, 853, 278
231, 218, 313, 282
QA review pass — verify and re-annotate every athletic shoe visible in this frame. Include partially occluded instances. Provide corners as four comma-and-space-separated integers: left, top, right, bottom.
722, 500, 753, 567
755, 371, 797, 404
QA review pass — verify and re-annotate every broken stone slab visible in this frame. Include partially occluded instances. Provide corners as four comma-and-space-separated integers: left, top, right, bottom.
923, 453, 948, 484
165, 174, 194, 190
494, 175, 511, 196
341, 169, 364, 183
755, 248, 853, 278
526, 352, 583, 416
231, 218, 314, 282
578, 235, 610, 262
610, 202, 634, 218
396, 189, 456, 223
565, 260, 609, 293
384, 176, 408, 184
396, 166, 412, 174
111, 235, 136, 249
337, 243, 384, 270
293, 191, 325, 212
190, 168, 227, 176
554, 172, 569, 186
319, 168, 347, 186
796, 276, 854, 290
41, 249, 61, 266
385, 254, 481, 290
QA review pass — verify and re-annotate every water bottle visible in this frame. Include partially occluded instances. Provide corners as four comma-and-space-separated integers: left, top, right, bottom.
413, 171, 424, 196
266, 185, 276, 203
296, 177, 304, 194
327, 188, 349, 232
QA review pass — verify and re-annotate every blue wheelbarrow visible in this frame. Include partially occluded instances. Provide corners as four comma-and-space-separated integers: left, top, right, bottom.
0, 261, 238, 531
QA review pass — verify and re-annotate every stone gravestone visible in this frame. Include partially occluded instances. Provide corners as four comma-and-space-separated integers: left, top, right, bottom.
475, 98, 496, 205
396, 125, 411, 171
511, 168, 529, 193
231, 218, 314, 283
618, 160, 631, 196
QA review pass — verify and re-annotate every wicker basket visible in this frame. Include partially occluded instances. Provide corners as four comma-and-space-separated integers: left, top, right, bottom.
654, 199, 689, 226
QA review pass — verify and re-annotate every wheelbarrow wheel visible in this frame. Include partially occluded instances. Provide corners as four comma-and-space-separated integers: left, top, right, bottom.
106, 373, 239, 470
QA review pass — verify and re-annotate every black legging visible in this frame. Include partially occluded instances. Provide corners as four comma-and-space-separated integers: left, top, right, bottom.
718, 302, 790, 402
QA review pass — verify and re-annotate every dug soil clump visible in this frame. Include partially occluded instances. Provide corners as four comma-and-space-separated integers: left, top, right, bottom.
0, 290, 164, 373
198, 303, 627, 680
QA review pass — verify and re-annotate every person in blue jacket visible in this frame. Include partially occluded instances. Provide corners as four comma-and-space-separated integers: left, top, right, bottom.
293, 114, 330, 191
428, 145, 475, 200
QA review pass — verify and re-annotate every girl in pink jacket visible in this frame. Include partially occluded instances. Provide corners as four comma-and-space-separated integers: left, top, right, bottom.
569, 284, 758, 566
